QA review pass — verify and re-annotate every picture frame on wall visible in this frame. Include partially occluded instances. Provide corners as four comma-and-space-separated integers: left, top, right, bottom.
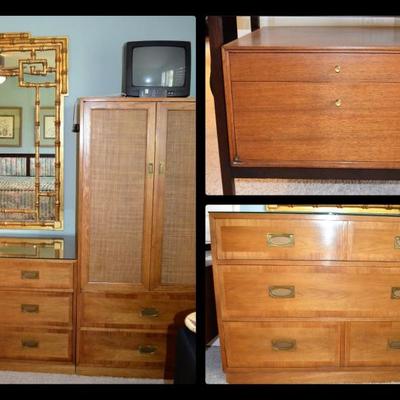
39, 107, 55, 147
0, 107, 22, 147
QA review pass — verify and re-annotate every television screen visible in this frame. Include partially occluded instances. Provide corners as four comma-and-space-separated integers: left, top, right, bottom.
132, 46, 186, 88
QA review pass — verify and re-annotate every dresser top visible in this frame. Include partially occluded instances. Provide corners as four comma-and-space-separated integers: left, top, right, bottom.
224, 27, 400, 51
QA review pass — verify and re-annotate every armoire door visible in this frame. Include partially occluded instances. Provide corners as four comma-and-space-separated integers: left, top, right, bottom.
150, 101, 196, 290
78, 100, 156, 292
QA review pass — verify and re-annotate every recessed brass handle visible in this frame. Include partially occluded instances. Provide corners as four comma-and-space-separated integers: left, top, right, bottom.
159, 162, 165, 175
140, 307, 159, 318
335, 99, 342, 107
388, 340, 400, 350
391, 287, 400, 299
138, 344, 157, 355
272, 339, 296, 351
21, 270, 39, 280
395, 236, 400, 249
21, 304, 39, 313
266, 233, 294, 247
269, 285, 295, 298
334, 65, 341, 73
147, 163, 154, 175
21, 339, 39, 348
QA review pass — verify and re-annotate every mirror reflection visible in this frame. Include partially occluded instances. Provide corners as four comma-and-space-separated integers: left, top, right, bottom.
0, 34, 67, 229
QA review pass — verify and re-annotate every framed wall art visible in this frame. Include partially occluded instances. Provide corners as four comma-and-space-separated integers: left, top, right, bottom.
0, 107, 22, 147
39, 107, 55, 147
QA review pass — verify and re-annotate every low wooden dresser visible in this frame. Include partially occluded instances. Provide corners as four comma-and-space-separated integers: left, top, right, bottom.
210, 207, 400, 383
0, 237, 76, 374
220, 27, 400, 193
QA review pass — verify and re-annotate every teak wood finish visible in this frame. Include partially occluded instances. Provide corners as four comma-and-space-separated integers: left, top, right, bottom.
210, 212, 400, 383
215, 24, 400, 193
77, 97, 196, 379
0, 257, 76, 373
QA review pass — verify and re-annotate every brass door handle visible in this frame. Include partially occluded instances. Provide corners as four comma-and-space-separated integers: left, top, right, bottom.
21, 270, 39, 280
272, 339, 296, 351
388, 340, 400, 350
269, 285, 295, 298
21, 304, 39, 313
391, 287, 400, 299
395, 236, 400, 249
140, 307, 159, 318
147, 163, 154, 175
21, 339, 39, 348
138, 345, 157, 355
159, 162, 165, 175
266, 233, 294, 247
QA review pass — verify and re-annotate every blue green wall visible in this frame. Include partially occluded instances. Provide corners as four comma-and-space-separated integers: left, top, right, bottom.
0, 16, 196, 237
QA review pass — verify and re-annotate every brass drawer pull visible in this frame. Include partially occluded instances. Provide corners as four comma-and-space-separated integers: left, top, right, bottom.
395, 236, 400, 249
335, 99, 342, 107
334, 65, 341, 73
391, 287, 400, 299
21, 339, 39, 348
140, 307, 159, 318
269, 285, 295, 298
21, 304, 39, 313
138, 345, 157, 355
266, 233, 294, 247
272, 339, 296, 351
388, 340, 400, 350
21, 270, 39, 280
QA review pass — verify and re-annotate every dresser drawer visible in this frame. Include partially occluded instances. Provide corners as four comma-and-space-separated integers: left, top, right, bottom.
231, 82, 400, 167
79, 329, 173, 368
214, 217, 345, 260
218, 265, 400, 319
0, 327, 72, 362
347, 322, 400, 366
228, 52, 400, 83
348, 221, 400, 261
81, 293, 195, 328
224, 321, 340, 368
0, 291, 72, 326
0, 260, 74, 290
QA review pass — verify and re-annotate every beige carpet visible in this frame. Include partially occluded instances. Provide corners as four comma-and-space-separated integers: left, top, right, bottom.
205, 40, 400, 195
0, 370, 169, 384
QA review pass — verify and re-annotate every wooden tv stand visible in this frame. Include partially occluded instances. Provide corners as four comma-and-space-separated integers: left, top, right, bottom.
219, 26, 400, 193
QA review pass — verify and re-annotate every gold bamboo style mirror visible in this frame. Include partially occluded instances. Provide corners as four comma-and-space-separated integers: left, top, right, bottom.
0, 33, 68, 228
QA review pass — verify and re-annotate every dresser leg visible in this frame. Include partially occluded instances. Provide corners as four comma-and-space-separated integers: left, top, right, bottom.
208, 16, 237, 196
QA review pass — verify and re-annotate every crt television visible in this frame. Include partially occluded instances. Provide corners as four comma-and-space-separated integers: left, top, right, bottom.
123, 40, 191, 97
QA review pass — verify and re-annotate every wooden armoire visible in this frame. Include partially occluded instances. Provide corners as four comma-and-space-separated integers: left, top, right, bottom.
76, 97, 196, 378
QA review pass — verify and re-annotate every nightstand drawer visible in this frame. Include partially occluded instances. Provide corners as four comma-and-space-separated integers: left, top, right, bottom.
0, 260, 74, 290
349, 221, 400, 261
0, 327, 72, 362
79, 329, 173, 368
0, 291, 72, 326
218, 265, 400, 319
214, 217, 345, 260
224, 321, 340, 368
81, 292, 195, 328
347, 322, 400, 366
231, 82, 400, 167
228, 52, 400, 83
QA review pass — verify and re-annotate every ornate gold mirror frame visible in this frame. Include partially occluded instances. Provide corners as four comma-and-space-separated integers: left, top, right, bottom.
0, 33, 68, 229
265, 205, 400, 215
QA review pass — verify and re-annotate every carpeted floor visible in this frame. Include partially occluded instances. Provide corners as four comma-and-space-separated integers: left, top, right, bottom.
205, 346, 226, 384
0, 370, 169, 384
205, 40, 400, 196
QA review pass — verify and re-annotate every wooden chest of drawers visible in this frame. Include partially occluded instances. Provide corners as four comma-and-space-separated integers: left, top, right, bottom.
219, 27, 400, 193
210, 212, 400, 383
0, 258, 76, 374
